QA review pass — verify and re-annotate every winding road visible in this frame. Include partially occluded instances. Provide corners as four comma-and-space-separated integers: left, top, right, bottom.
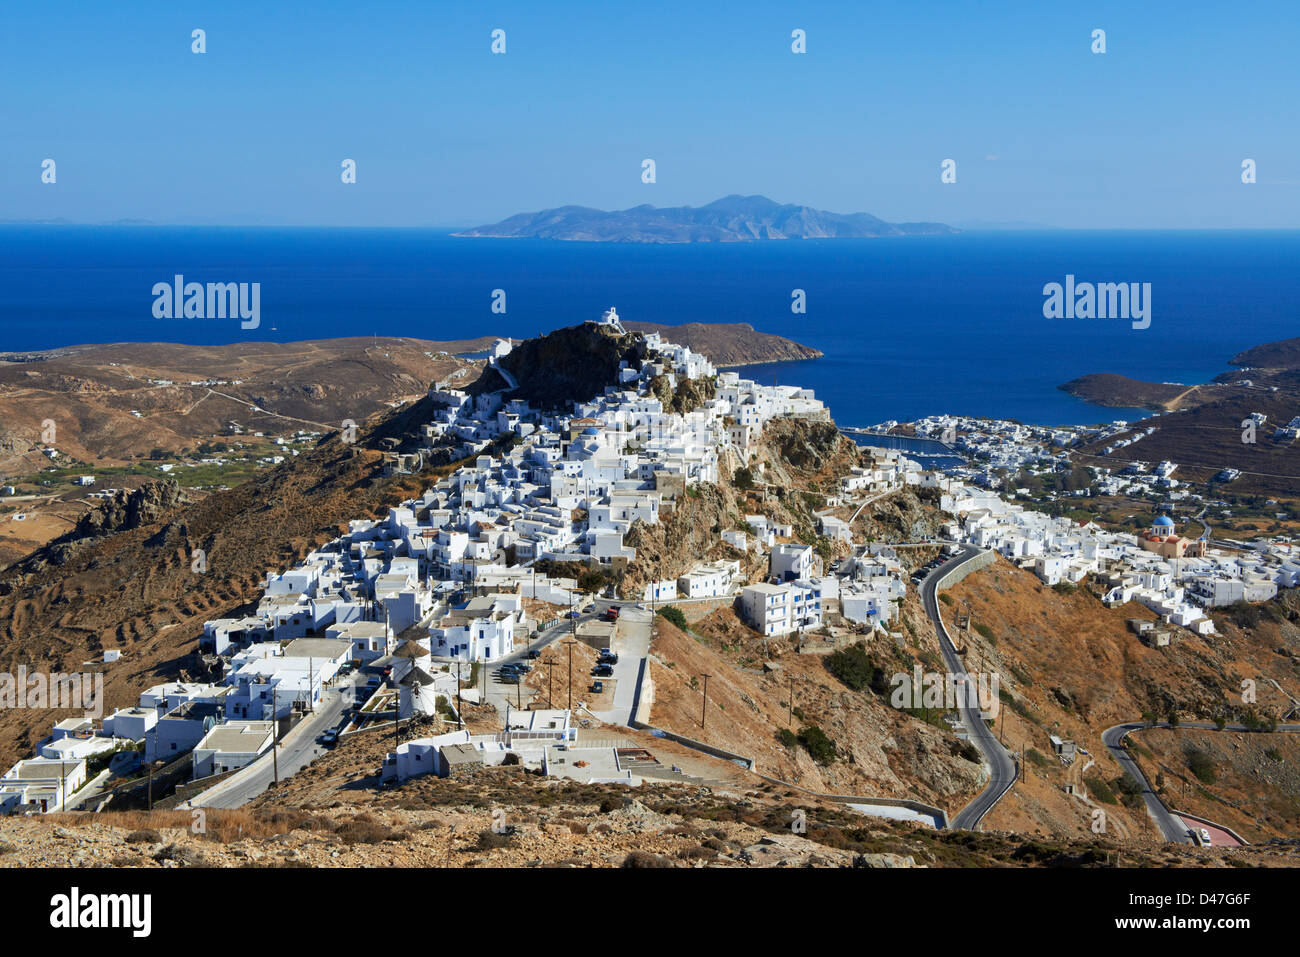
1102, 719, 1300, 843
918, 543, 1019, 829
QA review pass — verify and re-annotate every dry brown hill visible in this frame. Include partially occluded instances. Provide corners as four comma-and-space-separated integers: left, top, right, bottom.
0, 337, 489, 474
645, 612, 985, 812
936, 557, 1300, 840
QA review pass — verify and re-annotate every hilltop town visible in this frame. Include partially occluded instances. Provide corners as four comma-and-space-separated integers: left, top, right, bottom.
2, 313, 1298, 868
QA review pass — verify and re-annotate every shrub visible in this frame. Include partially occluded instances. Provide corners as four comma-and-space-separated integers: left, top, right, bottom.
1187, 749, 1217, 785
125, 829, 162, 844
1115, 772, 1143, 807
677, 845, 716, 860
797, 725, 837, 765
974, 623, 995, 641
777, 728, 799, 749
622, 851, 673, 868
657, 606, 688, 630
825, 642, 889, 694
1084, 775, 1116, 804
1026, 748, 1051, 768
938, 592, 955, 606
476, 829, 513, 850
334, 817, 403, 844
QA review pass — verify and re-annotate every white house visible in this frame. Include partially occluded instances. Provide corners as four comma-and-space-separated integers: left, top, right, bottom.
771, 543, 816, 582
0, 758, 87, 814
740, 580, 823, 637
677, 560, 738, 599
192, 720, 275, 779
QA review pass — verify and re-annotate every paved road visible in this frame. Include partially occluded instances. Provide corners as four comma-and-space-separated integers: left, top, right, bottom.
1176, 814, 1243, 848
1101, 722, 1192, 843
187, 674, 364, 809
589, 605, 652, 725
919, 544, 1019, 829
1102, 718, 1300, 844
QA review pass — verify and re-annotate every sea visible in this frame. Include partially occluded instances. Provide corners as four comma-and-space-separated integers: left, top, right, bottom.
3, 226, 1298, 429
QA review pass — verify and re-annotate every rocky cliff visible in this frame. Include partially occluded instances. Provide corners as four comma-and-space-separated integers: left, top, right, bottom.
467, 322, 649, 410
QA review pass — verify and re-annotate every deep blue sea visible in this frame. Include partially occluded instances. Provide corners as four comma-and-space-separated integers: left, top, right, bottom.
3, 226, 1298, 428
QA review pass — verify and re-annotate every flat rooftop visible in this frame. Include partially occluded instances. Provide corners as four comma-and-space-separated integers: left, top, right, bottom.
281, 638, 353, 660
198, 721, 274, 753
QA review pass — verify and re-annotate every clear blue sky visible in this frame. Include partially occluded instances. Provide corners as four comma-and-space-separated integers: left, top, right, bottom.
2, 1, 1296, 228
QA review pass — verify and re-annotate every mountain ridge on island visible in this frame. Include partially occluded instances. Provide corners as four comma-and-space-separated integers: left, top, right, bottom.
453, 194, 958, 243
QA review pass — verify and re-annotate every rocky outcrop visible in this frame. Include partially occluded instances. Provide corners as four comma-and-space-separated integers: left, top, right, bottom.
647, 373, 717, 415
467, 322, 649, 410
622, 483, 748, 599
70, 480, 190, 541
17, 480, 194, 570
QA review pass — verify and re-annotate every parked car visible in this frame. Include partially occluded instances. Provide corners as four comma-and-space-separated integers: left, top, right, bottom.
599, 650, 619, 665
1199, 828, 1212, 846
590, 680, 604, 694
318, 729, 340, 747
592, 663, 613, 677
525, 649, 540, 659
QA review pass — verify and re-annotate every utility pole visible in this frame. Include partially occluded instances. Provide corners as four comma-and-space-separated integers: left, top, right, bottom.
545, 659, 554, 709
788, 676, 795, 729
565, 640, 576, 710
147, 761, 154, 811
700, 674, 711, 730
456, 660, 463, 729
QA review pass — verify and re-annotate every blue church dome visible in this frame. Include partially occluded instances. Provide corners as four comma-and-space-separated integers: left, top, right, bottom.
1153, 514, 1175, 527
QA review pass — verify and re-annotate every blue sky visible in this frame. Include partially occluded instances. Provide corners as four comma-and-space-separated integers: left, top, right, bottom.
1, 1, 1296, 228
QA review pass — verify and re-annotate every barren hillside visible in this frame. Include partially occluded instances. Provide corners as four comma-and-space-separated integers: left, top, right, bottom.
936, 557, 1300, 839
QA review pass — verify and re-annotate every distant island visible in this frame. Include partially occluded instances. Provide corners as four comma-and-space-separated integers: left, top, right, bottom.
453, 194, 958, 243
